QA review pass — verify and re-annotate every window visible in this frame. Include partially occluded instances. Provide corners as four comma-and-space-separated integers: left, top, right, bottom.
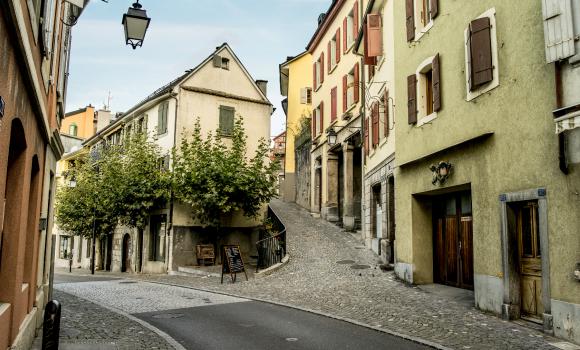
157, 101, 169, 135
126, 124, 132, 139
382, 89, 390, 139
408, 54, 441, 125
86, 239, 91, 258
136, 116, 146, 134
465, 8, 499, 101
329, 28, 340, 72
342, 63, 359, 112
312, 103, 323, 137
212, 54, 230, 70
219, 105, 235, 136
406, 0, 438, 41
331, 87, 337, 122
69, 123, 78, 136
313, 54, 324, 90
300, 87, 312, 104
149, 215, 166, 262
59, 236, 70, 259
345, 10, 355, 49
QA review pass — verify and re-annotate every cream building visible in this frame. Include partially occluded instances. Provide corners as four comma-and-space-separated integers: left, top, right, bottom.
83, 43, 273, 274
308, 0, 365, 231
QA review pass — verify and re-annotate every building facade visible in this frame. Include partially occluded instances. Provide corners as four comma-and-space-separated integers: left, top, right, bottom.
279, 52, 313, 204
83, 43, 273, 275
0, 0, 85, 348
393, 0, 580, 342
308, 0, 365, 231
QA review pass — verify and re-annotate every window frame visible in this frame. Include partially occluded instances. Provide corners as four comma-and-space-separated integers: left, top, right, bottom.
149, 215, 166, 262
346, 10, 355, 49
414, 56, 437, 127
59, 235, 70, 259
347, 68, 355, 108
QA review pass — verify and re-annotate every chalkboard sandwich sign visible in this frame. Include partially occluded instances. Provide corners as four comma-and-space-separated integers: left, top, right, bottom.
221, 245, 248, 283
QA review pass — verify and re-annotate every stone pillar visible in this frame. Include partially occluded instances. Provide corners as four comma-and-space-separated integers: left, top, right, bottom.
324, 153, 339, 222
342, 143, 355, 230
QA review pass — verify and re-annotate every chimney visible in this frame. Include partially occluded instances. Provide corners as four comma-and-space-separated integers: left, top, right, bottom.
318, 13, 326, 26
256, 80, 268, 96
95, 109, 112, 133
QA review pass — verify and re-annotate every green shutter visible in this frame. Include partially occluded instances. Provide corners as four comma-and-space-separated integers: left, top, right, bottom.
158, 102, 169, 135
219, 106, 235, 136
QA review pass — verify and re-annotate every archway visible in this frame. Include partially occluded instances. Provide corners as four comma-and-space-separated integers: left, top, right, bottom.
121, 233, 132, 273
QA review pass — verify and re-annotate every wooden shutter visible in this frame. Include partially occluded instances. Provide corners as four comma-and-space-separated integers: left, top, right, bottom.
364, 116, 369, 156
312, 110, 316, 138
331, 87, 337, 122
213, 55, 222, 67
300, 88, 307, 104
158, 102, 166, 134
430, 0, 438, 19
372, 102, 379, 147
384, 90, 389, 137
354, 63, 360, 103
432, 53, 441, 112
363, 25, 377, 65
542, 0, 575, 63
319, 101, 324, 134
353, 1, 359, 41
327, 42, 332, 73
219, 106, 234, 135
320, 53, 325, 83
406, 0, 414, 41
343, 17, 348, 53
336, 29, 341, 63
469, 17, 493, 90
313, 63, 317, 90
342, 75, 348, 112
367, 14, 382, 57
407, 74, 417, 124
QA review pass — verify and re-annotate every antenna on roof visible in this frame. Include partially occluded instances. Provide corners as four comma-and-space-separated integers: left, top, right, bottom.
103, 91, 112, 111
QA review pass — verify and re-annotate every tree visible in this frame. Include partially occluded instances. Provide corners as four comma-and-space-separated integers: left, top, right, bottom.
172, 117, 279, 229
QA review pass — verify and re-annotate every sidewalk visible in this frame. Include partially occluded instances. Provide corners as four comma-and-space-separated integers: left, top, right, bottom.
61, 199, 577, 350
31, 289, 174, 350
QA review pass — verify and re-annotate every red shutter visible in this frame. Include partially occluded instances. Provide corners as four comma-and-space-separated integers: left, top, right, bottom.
432, 53, 441, 112
367, 14, 382, 57
430, 0, 438, 19
469, 17, 492, 90
406, 0, 414, 42
363, 25, 375, 65
331, 87, 337, 122
342, 75, 348, 112
384, 90, 389, 137
320, 53, 325, 83
319, 101, 324, 134
343, 17, 348, 53
336, 29, 341, 63
313, 63, 317, 90
364, 116, 369, 156
407, 74, 417, 124
353, 1, 359, 42
327, 42, 332, 74
354, 63, 360, 103
372, 102, 379, 147
312, 111, 316, 138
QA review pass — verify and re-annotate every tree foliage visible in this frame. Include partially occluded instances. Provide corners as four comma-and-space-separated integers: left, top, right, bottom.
172, 117, 279, 228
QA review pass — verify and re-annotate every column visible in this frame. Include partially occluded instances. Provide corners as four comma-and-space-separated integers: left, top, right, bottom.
324, 153, 339, 222
342, 143, 355, 230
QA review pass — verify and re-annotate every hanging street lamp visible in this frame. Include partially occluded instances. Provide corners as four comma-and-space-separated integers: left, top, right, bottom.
122, 1, 151, 49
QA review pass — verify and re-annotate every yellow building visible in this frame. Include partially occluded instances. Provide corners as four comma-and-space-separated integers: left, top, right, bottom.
60, 105, 96, 138
279, 51, 312, 204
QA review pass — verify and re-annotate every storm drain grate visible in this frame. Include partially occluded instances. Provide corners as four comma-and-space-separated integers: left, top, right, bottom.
336, 260, 356, 265
152, 313, 185, 319
350, 264, 371, 270
119, 281, 138, 284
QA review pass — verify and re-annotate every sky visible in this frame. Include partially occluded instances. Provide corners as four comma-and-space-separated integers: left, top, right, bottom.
66, 0, 331, 137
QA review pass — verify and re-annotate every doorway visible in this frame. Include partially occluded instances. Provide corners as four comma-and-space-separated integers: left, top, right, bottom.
433, 191, 473, 290
121, 234, 132, 273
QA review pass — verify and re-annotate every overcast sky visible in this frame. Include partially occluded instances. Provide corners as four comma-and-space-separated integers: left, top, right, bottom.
66, 0, 330, 137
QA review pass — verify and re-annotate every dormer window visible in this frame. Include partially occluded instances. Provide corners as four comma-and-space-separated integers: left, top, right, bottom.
213, 54, 230, 70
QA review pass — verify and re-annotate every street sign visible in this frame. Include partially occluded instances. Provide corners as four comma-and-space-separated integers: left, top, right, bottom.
221, 245, 247, 283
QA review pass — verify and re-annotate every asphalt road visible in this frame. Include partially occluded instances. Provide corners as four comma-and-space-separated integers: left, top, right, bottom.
55, 272, 432, 350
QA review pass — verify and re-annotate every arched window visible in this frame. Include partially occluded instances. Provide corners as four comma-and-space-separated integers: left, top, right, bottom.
69, 123, 78, 136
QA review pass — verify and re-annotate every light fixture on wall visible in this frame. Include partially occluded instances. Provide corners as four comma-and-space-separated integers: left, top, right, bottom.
326, 127, 338, 146
122, 1, 151, 49
430, 161, 453, 185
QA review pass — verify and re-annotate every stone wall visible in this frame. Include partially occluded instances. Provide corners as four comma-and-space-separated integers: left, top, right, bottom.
294, 138, 311, 210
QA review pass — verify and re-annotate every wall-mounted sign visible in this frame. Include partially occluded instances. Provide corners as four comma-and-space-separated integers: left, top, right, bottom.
0, 96, 5, 118
430, 161, 453, 185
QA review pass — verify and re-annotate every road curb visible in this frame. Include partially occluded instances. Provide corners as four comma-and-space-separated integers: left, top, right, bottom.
131, 278, 453, 350
55, 286, 187, 350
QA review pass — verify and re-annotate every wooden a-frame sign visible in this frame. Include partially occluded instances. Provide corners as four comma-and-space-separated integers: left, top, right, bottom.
221, 245, 248, 283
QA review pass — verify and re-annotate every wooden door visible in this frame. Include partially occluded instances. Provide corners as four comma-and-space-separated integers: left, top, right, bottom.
122, 234, 132, 273
517, 202, 543, 321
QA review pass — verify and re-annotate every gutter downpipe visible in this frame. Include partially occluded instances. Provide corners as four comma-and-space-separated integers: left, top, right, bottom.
555, 61, 569, 174
167, 91, 179, 273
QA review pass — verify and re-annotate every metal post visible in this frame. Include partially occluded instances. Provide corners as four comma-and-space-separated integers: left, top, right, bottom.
91, 206, 96, 275
42, 300, 61, 350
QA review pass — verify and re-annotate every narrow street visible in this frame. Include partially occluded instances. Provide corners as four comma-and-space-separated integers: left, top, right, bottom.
52, 199, 574, 350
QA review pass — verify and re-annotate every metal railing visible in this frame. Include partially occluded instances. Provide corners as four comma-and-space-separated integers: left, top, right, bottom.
255, 206, 286, 272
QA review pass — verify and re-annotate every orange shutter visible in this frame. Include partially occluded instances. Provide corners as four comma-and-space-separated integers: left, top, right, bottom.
327, 42, 332, 73
320, 53, 325, 83
432, 53, 441, 111
353, 1, 359, 41
384, 90, 389, 137
372, 102, 379, 147
342, 75, 348, 112
313, 63, 317, 90
331, 87, 337, 122
336, 29, 341, 63
343, 17, 348, 53
319, 101, 324, 135
367, 14, 382, 57
312, 111, 316, 138
354, 63, 360, 103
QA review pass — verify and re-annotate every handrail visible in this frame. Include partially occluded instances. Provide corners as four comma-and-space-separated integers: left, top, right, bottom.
256, 205, 286, 272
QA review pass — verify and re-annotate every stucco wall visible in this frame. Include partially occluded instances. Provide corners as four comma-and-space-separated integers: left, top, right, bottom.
295, 139, 312, 210
60, 106, 95, 139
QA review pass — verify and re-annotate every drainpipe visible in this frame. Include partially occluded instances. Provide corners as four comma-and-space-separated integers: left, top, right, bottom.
166, 92, 179, 273
554, 61, 569, 175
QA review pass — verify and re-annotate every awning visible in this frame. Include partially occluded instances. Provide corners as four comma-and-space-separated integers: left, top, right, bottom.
555, 111, 580, 134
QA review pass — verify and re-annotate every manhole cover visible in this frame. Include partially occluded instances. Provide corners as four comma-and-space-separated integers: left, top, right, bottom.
286, 338, 299, 342
119, 281, 137, 284
354, 246, 365, 250
350, 264, 371, 270
152, 313, 184, 319
336, 260, 356, 264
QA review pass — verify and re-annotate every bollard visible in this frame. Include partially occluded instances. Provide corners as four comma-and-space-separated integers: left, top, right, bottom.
42, 300, 61, 350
